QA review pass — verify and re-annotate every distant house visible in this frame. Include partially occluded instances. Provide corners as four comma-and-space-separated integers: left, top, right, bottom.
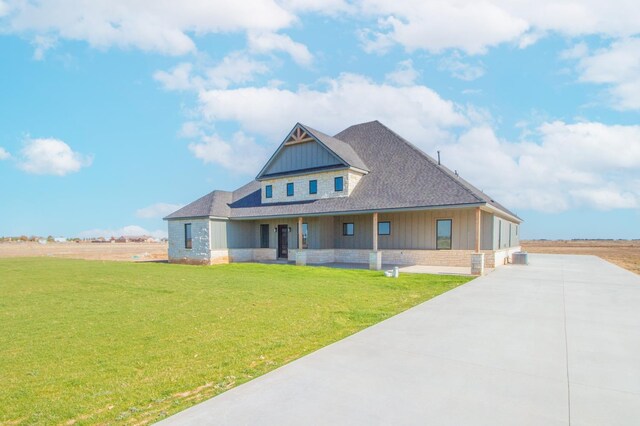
165, 121, 522, 271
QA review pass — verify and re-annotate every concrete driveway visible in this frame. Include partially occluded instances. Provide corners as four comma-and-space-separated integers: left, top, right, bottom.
158, 254, 640, 425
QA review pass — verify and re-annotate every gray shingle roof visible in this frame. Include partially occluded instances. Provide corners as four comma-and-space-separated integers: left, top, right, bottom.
299, 124, 369, 172
165, 121, 521, 221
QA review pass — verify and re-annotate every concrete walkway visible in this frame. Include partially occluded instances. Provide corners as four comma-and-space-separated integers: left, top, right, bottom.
158, 254, 640, 426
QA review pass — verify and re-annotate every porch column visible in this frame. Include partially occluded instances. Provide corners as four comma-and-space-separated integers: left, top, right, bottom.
296, 217, 306, 266
475, 207, 481, 253
372, 212, 378, 252
369, 212, 382, 270
471, 207, 485, 275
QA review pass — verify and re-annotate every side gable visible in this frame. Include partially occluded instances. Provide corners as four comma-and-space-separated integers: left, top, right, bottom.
256, 123, 367, 180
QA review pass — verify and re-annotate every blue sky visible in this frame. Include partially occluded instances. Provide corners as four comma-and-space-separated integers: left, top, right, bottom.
1, 1, 639, 239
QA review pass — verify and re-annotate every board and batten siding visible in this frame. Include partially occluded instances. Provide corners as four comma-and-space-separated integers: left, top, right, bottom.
333, 209, 482, 250
481, 211, 494, 250
262, 140, 342, 176
493, 216, 520, 249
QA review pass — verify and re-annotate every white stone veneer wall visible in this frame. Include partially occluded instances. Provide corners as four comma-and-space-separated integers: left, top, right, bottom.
261, 169, 364, 204
287, 248, 521, 268
168, 219, 211, 264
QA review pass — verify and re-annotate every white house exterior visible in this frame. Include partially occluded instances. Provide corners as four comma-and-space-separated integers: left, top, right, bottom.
165, 121, 522, 272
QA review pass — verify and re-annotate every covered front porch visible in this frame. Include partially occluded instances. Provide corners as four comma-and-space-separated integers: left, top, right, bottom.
212, 206, 520, 274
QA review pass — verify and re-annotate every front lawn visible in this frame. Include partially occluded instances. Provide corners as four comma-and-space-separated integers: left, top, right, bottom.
0, 258, 472, 425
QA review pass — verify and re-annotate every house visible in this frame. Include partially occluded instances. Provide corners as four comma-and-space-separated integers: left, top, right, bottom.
164, 121, 522, 273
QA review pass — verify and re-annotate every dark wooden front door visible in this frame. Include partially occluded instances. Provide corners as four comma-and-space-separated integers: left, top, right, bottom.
277, 225, 288, 259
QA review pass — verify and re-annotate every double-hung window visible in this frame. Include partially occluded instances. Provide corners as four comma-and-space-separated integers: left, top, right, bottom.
287, 182, 294, 197
265, 185, 272, 199
334, 176, 344, 192
309, 180, 317, 195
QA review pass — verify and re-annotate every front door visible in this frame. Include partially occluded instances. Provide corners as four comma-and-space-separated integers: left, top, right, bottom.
277, 225, 288, 259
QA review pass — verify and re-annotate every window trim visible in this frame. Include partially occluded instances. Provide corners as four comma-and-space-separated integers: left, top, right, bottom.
309, 179, 317, 195
435, 218, 452, 250
342, 222, 354, 236
378, 221, 391, 235
334, 176, 344, 192
265, 185, 272, 199
286, 182, 294, 197
184, 223, 192, 249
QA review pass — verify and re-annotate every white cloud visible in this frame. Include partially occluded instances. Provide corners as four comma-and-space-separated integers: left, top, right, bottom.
440, 121, 640, 212
560, 42, 589, 60
438, 53, 485, 81
247, 32, 313, 66
0, 147, 10, 160
154, 53, 270, 92
359, 1, 529, 55
188, 131, 270, 175
197, 73, 468, 144
357, 1, 640, 55
135, 203, 184, 219
385, 59, 419, 86
205, 52, 270, 88
31, 34, 56, 60
78, 225, 167, 239
280, 0, 353, 15
18, 138, 92, 176
0, 0, 9, 17
573, 37, 640, 110
154, 62, 196, 91
3, 0, 296, 56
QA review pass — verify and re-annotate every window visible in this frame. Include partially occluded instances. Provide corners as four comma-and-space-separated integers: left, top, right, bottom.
436, 219, 452, 250
498, 220, 502, 248
378, 221, 391, 235
287, 182, 294, 197
343, 222, 354, 236
509, 223, 512, 247
309, 180, 317, 194
334, 176, 344, 192
301, 223, 308, 249
260, 224, 269, 248
265, 185, 272, 199
184, 223, 192, 249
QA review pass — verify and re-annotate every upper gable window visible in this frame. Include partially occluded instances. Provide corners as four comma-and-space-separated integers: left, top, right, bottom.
287, 182, 294, 197
309, 180, 317, 195
265, 185, 272, 199
334, 176, 344, 192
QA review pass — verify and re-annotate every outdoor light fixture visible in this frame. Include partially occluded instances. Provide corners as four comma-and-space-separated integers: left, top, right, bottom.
288, 226, 292, 232
273, 227, 277, 233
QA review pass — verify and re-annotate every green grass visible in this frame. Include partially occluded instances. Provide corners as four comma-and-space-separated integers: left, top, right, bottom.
0, 258, 472, 425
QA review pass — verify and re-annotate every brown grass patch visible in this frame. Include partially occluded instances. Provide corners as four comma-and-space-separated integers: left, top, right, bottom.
521, 240, 640, 275
0, 241, 167, 262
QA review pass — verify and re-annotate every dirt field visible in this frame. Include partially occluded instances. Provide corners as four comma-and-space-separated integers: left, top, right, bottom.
0, 242, 168, 262
521, 240, 640, 275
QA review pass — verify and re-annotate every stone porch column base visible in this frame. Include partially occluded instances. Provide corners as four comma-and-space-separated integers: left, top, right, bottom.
369, 251, 382, 270
296, 250, 307, 266
471, 253, 485, 276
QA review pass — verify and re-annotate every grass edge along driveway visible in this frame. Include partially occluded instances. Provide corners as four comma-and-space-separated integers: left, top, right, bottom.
0, 258, 472, 425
